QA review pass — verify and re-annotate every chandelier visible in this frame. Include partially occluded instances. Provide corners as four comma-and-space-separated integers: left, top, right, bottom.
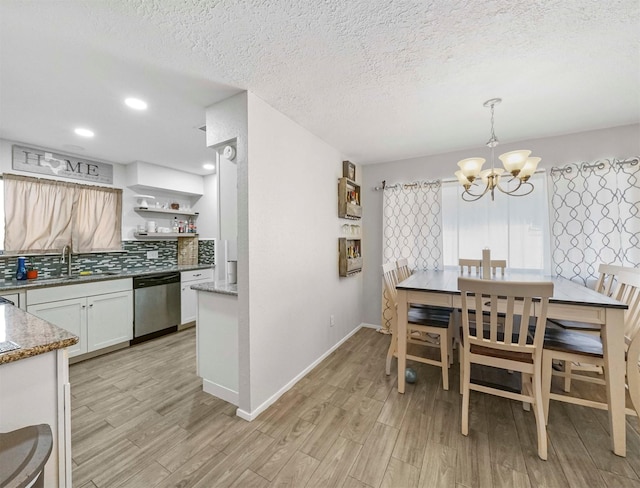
454, 98, 540, 201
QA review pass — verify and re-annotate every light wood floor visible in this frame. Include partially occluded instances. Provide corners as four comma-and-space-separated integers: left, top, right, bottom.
70, 327, 640, 488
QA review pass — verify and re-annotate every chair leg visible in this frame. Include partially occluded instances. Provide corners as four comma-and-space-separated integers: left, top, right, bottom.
440, 329, 449, 391
532, 367, 548, 460
542, 351, 553, 425
461, 350, 471, 436
459, 343, 464, 395
563, 361, 572, 392
448, 315, 456, 365
521, 373, 531, 412
385, 333, 396, 376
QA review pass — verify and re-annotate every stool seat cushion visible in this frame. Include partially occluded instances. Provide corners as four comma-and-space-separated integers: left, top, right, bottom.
0, 424, 53, 488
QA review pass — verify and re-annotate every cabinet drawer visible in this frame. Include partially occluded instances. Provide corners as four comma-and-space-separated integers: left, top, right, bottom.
27, 279, 132, 305
545, 303, 606, 325
406, 291, 452, 308
181, 268, 213, 283
453, 295, 530, 315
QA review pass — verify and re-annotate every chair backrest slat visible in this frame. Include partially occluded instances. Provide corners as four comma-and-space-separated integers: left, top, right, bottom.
382, 262, 399, 306
490, 259, 507, 276
396, 258, 412, 282
610, 270, 640, 344
460, 259, 482, 275
458, 277, 554, 354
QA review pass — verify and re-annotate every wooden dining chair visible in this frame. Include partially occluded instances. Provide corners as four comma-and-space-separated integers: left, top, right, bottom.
548, 265, 640, 391
542, 269, 640, 426
549, 263, 629, 333
382, 262, 453, 390
459, 277, 554, 460
459, 259, 482, 274
396, 258, 456, 359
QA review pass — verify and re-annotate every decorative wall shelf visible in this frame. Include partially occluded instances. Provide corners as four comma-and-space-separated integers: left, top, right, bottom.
338, 178, 361, 220
339, 238, 362, 277
134, 232, 199, 239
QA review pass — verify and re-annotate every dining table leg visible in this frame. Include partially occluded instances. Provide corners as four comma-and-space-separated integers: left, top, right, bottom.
397, 288, 408, 393
602, 307, 626, 456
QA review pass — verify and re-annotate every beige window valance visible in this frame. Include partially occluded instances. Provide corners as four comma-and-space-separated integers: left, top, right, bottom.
3, 174, 122, 253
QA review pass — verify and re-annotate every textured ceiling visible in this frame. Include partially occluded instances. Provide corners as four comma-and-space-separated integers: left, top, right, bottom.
1, 0, 638, 175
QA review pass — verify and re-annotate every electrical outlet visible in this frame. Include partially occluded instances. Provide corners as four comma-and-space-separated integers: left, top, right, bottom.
330, 315, 335, 327
147, 250, 159, 259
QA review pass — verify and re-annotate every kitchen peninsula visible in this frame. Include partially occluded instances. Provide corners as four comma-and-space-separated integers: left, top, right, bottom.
0, 301, 78, 487
192, 280, 238, 406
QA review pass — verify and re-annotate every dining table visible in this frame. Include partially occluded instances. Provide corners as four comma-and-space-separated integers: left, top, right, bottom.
396, 267, 629, 456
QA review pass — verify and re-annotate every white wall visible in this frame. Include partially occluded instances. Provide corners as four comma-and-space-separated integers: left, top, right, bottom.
193, 172, 219, 240
361, 123, 640, 326
0, 138, 217, 241
244, 92, 363, 415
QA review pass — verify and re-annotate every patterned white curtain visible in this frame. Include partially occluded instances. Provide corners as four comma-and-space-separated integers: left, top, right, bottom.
381, 181, 443, 333
549, 157, 640, 285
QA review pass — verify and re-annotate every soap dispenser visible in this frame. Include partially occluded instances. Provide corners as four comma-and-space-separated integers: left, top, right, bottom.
16, 256, 27, 280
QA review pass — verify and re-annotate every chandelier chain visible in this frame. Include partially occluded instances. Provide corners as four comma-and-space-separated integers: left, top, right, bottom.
487, 101, 498, 148
455, 97, 540, 201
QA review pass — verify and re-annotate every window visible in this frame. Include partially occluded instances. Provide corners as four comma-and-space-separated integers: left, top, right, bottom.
442, 172, 551, 272
3, 174, 122, 254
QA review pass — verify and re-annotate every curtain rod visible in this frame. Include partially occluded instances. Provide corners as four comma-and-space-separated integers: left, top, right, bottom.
373, 180, 441, 191
550, 157, 639, 175
373, 168, 547, 191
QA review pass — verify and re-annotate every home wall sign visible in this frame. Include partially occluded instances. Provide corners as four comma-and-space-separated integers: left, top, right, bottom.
12, 144, 114, 184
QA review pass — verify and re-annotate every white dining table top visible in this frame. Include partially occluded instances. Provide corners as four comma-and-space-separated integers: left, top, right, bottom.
396, 267, 627, 309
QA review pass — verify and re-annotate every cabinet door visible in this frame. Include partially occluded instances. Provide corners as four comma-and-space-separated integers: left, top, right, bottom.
180, 271, 213, 325
181, 282, 198, 325
28, 298, 87, 357
87, 291, 133, 352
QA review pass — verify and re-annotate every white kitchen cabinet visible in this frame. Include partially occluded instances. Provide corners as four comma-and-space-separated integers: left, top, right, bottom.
28, 298, 86, 357
87, 291, 133, 351
196, 288, 238, 405
0, 290, 26, 309
181, 268, 214, 325
27, 279, 133, 358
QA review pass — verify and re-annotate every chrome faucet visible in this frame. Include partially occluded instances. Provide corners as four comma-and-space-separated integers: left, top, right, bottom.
61, 244, 72, 276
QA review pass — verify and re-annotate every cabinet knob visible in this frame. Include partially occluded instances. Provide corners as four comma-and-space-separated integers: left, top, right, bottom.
194, 273, 201, 277
82, 305, 86, 309
89, 304, 94, 307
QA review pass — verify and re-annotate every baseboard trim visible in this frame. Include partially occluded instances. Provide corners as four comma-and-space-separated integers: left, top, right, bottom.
235, 323, 365, 421
360, 323, 381, 330
203, 379, 239, 406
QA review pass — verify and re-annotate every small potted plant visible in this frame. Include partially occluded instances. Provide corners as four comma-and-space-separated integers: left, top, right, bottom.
26, 265, 38, 280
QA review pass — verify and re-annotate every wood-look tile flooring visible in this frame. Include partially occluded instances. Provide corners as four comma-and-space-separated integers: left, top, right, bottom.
70, 327, 640, 488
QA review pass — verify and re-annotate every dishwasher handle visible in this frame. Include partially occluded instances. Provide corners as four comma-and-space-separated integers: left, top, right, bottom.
134, 272, 180, 289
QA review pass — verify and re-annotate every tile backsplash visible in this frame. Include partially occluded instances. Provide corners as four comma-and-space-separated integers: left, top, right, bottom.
0, 239, 215, 280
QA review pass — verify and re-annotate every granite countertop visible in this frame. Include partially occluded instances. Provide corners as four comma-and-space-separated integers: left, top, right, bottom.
0, 264, 214, 292
0, 303, 78, 365
191, 280, 238, 296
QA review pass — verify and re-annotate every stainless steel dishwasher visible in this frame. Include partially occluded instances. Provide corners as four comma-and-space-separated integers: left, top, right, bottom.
132, 272, 181, 343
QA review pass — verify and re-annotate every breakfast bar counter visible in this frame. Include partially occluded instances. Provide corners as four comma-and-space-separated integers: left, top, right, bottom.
0, 302, 78, 487
0, 302, 78, 364
193, 280, 239, 407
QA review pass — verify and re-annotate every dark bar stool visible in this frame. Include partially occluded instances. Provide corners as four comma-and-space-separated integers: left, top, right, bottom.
0, 424, 53, 488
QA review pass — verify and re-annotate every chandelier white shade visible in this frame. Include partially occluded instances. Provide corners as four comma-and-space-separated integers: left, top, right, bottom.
455, 98, 540, 201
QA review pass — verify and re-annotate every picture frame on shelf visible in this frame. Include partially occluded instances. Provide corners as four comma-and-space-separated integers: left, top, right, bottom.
343, 160, 356, 181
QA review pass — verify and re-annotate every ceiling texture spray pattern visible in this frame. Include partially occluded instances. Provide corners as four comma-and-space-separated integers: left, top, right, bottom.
0, 0, 638, 173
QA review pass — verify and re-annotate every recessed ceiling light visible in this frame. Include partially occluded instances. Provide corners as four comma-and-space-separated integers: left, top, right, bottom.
125, 97, 148, 110
202, 163, 215, 171
74, 128, 94, 138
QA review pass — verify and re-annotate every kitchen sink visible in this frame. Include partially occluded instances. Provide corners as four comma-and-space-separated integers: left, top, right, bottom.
35, 271, 122, 283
